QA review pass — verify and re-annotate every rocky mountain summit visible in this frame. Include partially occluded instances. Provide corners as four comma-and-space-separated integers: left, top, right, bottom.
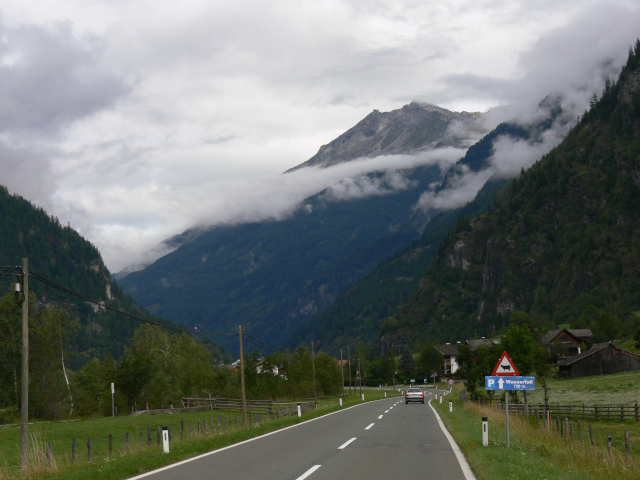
286, 102, 484, 172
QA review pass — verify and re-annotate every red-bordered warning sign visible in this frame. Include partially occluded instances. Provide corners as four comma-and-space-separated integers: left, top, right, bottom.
491, 351, 520, 376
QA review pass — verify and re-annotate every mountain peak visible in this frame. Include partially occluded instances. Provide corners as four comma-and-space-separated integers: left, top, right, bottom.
285, 102, 485, 173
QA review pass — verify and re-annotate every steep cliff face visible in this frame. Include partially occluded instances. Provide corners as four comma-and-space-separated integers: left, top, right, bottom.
383, 43, 640, 346
287, 102, 484, 172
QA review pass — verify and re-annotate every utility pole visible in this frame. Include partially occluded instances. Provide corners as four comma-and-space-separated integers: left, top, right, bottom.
20, 257, 29, 470
238, 325, 247, 426
340, 349, 345, 399
347, 345, 352, 396
311, 341, 317, 408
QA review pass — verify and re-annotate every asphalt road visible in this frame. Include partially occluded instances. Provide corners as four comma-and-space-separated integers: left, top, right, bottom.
129, 390, 474, 480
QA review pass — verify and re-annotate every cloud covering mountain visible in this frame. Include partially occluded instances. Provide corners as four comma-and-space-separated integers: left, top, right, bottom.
0, 1, 638, 272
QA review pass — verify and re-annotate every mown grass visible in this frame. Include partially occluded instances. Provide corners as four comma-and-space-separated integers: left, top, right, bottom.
434, 389, 640, 480
0, 390, 398, 479
487, 370, 640, 405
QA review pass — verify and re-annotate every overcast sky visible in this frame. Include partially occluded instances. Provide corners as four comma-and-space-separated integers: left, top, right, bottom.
1, 0, 638, 272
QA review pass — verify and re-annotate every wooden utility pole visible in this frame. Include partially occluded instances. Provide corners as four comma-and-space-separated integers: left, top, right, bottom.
238, 325, 247, 426
20, 257, 28, 469
347, 345, 352, 396
340, 349, 345, 399
311, 341, 317, 407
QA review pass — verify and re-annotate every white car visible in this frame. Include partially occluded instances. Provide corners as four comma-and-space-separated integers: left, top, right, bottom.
405, 387, 424, 404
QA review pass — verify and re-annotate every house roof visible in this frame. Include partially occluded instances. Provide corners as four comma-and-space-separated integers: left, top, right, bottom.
541, 328, 580, 345
466, 338, 500, 349
569, 329, 593, 340
435, 344, 459, 356
557, 342, 612, 366
542, 328, 592, 345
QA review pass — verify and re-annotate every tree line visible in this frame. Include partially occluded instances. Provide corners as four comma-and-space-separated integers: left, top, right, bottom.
0, 290, 342, 422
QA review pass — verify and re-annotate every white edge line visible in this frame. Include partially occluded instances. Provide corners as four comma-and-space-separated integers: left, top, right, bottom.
296, 464, 321, 480
126, 398, 392, 479
365, 423, 375, 430
338, 437, 357, 449
428, 399, 476, 480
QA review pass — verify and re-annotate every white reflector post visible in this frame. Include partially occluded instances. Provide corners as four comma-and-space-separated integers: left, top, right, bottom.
482, 417, 488, 446
162, 427, 169, 453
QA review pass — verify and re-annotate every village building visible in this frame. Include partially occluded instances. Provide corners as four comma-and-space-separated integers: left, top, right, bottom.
541, 328, 592, 357
557, 342, 640, 378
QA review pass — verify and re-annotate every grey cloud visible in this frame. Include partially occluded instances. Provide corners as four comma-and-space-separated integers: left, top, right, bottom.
0, 20, 129, 136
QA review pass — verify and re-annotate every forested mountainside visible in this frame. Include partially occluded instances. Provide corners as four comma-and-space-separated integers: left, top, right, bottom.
118, 164, 444, 349
0, 186, 229, 366
381, 42, 640, 350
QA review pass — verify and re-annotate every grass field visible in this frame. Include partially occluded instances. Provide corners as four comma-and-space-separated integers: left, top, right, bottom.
0, 390, 398, 479
434, 374, 640, 480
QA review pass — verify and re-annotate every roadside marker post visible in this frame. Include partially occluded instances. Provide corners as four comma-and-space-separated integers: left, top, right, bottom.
482, 417, 488, 446
297, 404, 301, 418
162, 427, 169, 453
449, 401, 452, 413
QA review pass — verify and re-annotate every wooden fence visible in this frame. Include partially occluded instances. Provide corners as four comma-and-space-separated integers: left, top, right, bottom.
475, 397, 640, 422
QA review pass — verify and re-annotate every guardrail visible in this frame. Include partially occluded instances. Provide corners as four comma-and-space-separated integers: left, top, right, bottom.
181, 397, 316, 415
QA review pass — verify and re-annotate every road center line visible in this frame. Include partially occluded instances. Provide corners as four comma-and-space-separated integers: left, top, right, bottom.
384, 410, 389, 413
378, 415, 383, 419
365, 423, 375, 430
296, 465, 322, 480
338, 437, 357, 449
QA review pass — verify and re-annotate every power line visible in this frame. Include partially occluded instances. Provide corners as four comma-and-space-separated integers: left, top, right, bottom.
28, 270, 236, 337
243, 333, 279, 353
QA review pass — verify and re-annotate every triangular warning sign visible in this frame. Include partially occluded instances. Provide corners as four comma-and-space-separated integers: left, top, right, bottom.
491, 351, 519, 376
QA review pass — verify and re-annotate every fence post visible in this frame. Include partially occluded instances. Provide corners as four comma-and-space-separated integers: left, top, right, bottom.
589, 422, 595, 446
72, 436, 76, 462
595, 404, 599, 422
624, 429, 631, 461
577, 420, 582, 444
607, 434, 612, 455
147, 425, 151, 446
197, 419, 200, 436
621, 404, 624, 422
564, 418, 569, 441
46, 442, 52, 468
218, 415, 222, 434
87, 437, 92, 462
226, 415, 229, 431
139, 431, 142, 446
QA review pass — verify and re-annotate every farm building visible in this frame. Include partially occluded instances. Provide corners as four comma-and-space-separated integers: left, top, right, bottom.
434, 344, 460, 375
557, 342, 640, 378
541, 328, 592, 357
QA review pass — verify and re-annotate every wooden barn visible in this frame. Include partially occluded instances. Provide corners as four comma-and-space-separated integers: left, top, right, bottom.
557, 342, 640, 378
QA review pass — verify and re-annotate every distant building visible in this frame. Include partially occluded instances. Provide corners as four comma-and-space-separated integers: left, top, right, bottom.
557, 342, 640, 378
435, 344, 460, 375
466, 338, 500, 350
541, 328, 592, 357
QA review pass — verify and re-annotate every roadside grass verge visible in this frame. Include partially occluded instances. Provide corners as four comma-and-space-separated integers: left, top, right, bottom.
433, 392, 639, 480
0, 390, 397, 479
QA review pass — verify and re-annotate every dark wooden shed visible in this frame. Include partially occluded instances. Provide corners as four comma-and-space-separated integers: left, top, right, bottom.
557, 342, 640, 379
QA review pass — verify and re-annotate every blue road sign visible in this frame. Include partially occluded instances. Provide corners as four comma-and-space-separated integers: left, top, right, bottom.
485, 376, 535, 390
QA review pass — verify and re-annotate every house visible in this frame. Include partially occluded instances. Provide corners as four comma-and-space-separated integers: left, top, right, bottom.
557, 342, 640, 378
434, 344, 460, 375
541, 328, 591, 357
